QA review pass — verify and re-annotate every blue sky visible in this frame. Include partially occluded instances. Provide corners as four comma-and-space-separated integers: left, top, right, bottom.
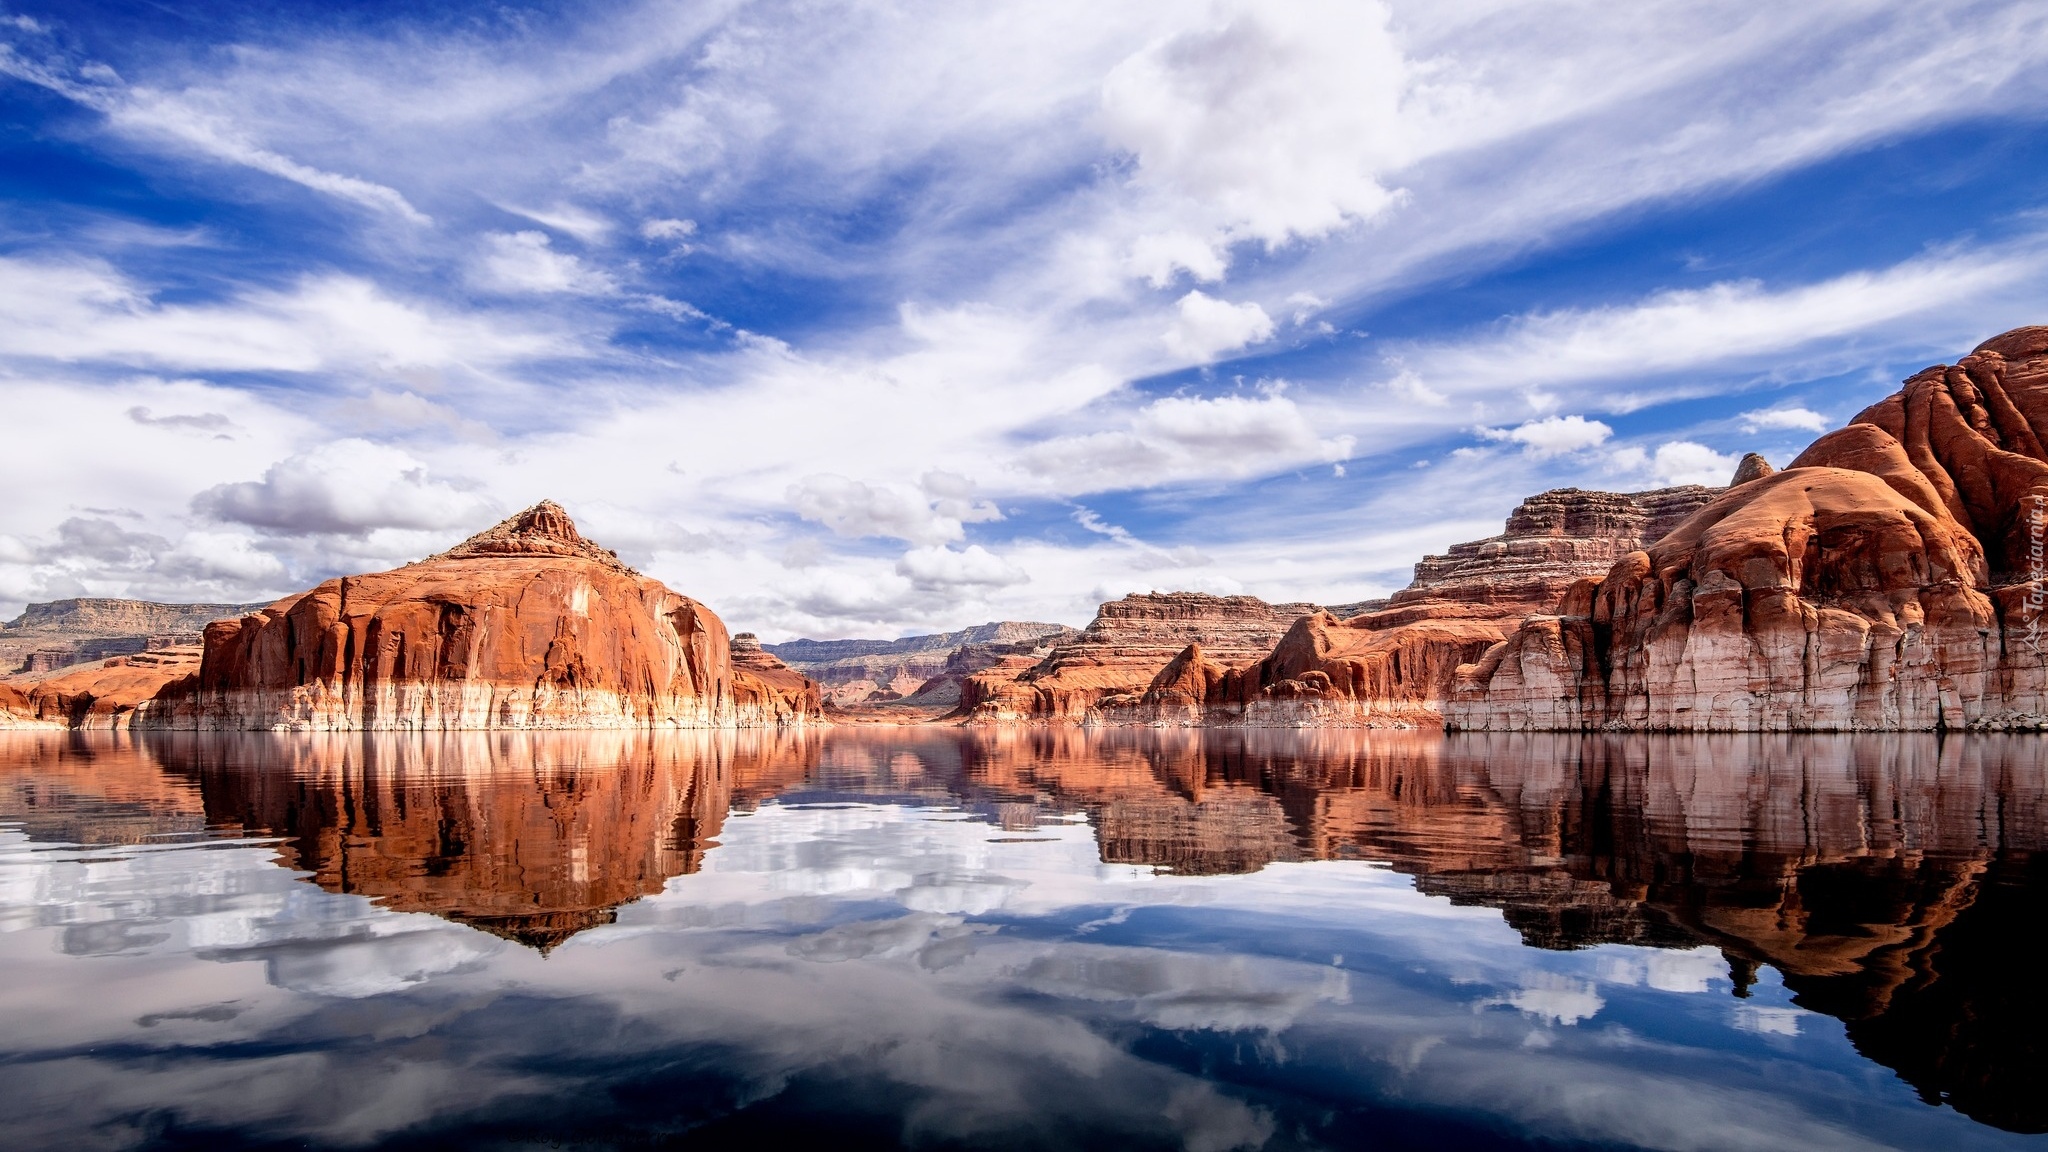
3, 0, 2047, 639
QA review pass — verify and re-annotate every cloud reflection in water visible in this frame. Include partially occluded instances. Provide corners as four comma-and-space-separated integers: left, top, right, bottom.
0, 729, 2042, 1150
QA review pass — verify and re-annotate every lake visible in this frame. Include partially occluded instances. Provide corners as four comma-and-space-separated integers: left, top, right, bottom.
1, 729, 2041, 1150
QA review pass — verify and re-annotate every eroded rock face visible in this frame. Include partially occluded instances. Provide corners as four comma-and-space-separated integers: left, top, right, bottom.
1103, 486, 1720, 728
767, 622, 1077, 708
961, 593, 1318, 723
1333, 485, 1720, 624
0, 648, 203, 729
1452, 326, 2048, 731
136, 503, 818, 731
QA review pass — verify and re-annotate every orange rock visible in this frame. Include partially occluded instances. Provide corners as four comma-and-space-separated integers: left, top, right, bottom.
1097, 486, 1718, 727
961, 592, 1318, 722
0, 648, 201, 729
1453, 325, 2048, 730
148, 502, 820, 731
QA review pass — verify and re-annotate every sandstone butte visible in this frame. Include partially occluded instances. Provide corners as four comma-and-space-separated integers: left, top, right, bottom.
0, 502, 820, 731
1451, 325, 2048, 731
959, 591, 1322, 722
962, 485, 1719, 726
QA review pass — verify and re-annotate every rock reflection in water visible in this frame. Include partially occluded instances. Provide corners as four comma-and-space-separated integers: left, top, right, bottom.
148, 731, 820, 949
1, 727, 2043, 1135
799, 728, 2048, 1133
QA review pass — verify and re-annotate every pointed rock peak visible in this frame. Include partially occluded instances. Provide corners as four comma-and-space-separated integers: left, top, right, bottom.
1730, 452, 1775, 486
433, 501, 632, 570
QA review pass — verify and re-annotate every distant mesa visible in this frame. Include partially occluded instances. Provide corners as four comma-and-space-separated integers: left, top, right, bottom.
766, 621, 1079, 716
1, 502, 821, 732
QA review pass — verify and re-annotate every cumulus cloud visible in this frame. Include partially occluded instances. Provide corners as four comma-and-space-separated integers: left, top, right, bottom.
44, 517, 170, 565
471, 231, 617, 295
1740, 406, 1831, 433
1610, 441, 1740, 487
152, 530, 289, 584
895, 545, 1028, 591
193, 440, 498, 536
787, 473, 1002, 545
1104, 0, 1410, 281
1162, 291, 1275, 361
1481, 415, 1613, 458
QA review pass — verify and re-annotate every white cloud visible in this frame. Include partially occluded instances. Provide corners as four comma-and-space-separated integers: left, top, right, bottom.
153, 530, 290, 584
1103, 1, 1410, 280
0, 257, 563, 374
194, 440, 498, 537
0, 42, 429, 223
1740, 406, 1831, 433
895, 545, 1028, 591
1021, 393, 1352, 492
1162, 291, 1275, 361
1393, 249, 2046, 400
787, 474, 999, 545
471, 231, 617, 295
1482, 415, 1613, 458
1610, 441, 1739, 488
1484, 973, 1605, 1027
640, 217, 698, 247
502, 203, 614, 243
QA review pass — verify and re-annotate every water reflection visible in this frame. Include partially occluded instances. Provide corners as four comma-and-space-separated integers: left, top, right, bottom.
1, 728, 2043, 1147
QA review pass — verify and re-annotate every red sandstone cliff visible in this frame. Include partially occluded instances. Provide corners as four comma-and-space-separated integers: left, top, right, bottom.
1452, 326, 2048, 731
1093, 485, 1722, 727
169, 502, 821, 731
959, 592, 1320, 722
0, 503, 821, 731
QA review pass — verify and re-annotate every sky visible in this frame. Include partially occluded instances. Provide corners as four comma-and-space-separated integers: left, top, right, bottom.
2, 0, 2046, 640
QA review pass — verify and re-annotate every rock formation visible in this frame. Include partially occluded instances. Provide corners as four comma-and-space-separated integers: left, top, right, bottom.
0, 503, 820, 731
1, 597, 262, 674
1095, 486, 1721, 727
0, 647, 202, 729
171, 502, 820, 731
766, 621, 1076, 708
960, 592, 1320, 722
159, 731, 790, 949
1452, 326, 2048, 731
729, 633, 825, 718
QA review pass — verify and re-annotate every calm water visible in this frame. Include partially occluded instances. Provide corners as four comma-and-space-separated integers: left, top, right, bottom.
1, 730, 2043, 1151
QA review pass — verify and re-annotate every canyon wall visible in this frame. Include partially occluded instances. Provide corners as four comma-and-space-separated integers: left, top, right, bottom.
960, 592, 1320, 722
1452, 326, 2048, 731
988, 484, 1720, 727
765, 621, 1077, 709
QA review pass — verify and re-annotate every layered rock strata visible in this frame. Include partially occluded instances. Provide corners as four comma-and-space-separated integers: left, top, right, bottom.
1, 597, 261, 674
1, 503, 820, 731
1104, 484, 1722, 727
960, 592, 1319, 722
767, 621, 1075, 707
1451, 326, 2048, 731
0, 647, 203, 729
